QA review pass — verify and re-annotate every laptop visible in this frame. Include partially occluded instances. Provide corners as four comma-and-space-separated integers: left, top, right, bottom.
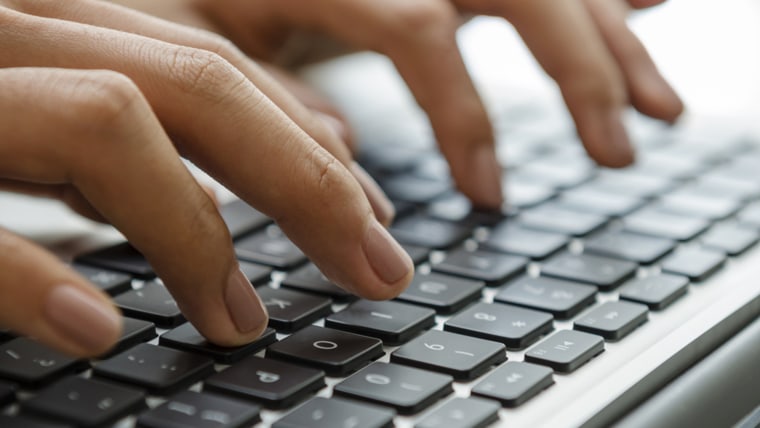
1, 1, 760, 427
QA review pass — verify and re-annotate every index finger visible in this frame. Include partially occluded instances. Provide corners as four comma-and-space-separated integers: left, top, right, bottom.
2, 8, 413, 304
266, 0, 505, 209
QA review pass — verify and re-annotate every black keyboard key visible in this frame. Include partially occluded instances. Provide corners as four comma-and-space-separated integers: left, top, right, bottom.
114, 282, 185, 328
75, 242, 154, 279
432, 248, 528, 286
471, 361, 554, 407
687, 173, 760, 202
444, 302, 553, 349
280, 263, 355, 301
737, 201, 760, 229
235, 226, 307, 269
426, 193, 508, 226
0, 338, 87, 388
0, 379, 16, 406
415, 397, 501, 428
0, 329, 13, 342
661, 247, 726, 282
557, 187, 643, 217
403, 243, 432, 265
239, 261, 273, 287
105, 317, 157, 358
483, 223, 568, 260
20, 376, 145, 428
71, 264, 132, 296
519, 204, 607, 237
159, 323, 276, 364
494, 276, 596, 319
391, 330, 506, 380
204, 356, 324, 409
618, 274, 689, 310
504, 179, 556, 209
541, 253, 637, 291
220, 199, 271, 239
334, 362, 453, 415
574, 301, 649, 341
257, 287, 333, 332
93, 343, 215, 394
382, 174, 451, 204
325, 300, 435, 345
273, 396, 395, 428
396, 272, 484, 314
655, 191, 740, 220
623, 208, 709, 241
701, 223, 760, 256
0, 414, 72, 428
524, 329, 604, 373
266, 326, 383, 376
137, 390, 260, 428
513, 158, 593, 189
583, 230, 675, 264
584, 171, 674, 199
390, 214, 472, 249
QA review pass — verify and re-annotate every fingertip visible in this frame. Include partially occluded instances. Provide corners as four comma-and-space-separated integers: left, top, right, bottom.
223, 267, 269, 341
627, 0, 668, 10
596, 108, 636, 168
44, 285, 123, 357
631, 74, 685, 124
363, 220, 414, 292
451, 143, 504, 210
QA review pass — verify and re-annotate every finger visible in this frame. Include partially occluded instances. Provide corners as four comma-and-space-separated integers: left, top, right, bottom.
214, 0, 503, 209
2, 10, 413, 301
0, 227, 122, 357
583, 0, 683, 122
491, 0, 635, 167
0, 65, 267, 347
259, 62, 356, 150
21, 0, 393, 224
627, 0, 667, 9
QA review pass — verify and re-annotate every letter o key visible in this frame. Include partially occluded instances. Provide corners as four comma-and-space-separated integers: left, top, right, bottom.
313, 340, 338, 350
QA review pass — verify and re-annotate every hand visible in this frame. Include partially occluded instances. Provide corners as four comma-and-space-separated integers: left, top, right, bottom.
130, 0, 683, 209
0, 0, 413, 357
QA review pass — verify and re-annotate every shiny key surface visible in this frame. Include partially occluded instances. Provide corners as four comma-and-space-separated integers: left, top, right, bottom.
266, 326, 384, 376
333, 362, 453, 414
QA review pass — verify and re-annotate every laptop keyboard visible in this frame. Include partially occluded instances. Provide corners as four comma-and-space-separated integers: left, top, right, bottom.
2, 114, 760, 428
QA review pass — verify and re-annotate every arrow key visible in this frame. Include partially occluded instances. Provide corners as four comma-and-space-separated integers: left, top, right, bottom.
525, 330, 604, 373
471, 361, 554, 407
574, 301, 649, 341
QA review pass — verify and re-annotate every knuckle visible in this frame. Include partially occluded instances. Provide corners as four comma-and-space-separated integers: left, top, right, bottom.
192, 31, 242, 63
311, 146, 351, 197
64, 70, 146, 134
167, 46, 247, 103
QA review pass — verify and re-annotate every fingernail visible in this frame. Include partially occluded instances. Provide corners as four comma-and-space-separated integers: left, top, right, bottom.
472, 144, 504, 209
225, 267, 267, 334
45, 285, 121, 352
363, 220, 413, 285
351, 163, 395, 225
